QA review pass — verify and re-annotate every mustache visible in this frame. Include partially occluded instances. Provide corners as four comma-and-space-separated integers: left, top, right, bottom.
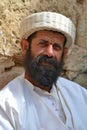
35, 55, 59, 69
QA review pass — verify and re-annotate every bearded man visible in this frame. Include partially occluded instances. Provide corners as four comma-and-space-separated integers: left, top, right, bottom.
0, 12, 87, 130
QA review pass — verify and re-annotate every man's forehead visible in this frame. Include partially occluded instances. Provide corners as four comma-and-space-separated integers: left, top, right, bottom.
36, 30, 65, 38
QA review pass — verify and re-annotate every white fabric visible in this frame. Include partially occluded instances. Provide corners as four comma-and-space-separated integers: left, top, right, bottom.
0, 74, 87, 130
33, 84, 66, 122
20, 12, 76, 48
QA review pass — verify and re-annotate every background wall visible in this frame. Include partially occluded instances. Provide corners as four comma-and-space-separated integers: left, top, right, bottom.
0, 0, 87, 89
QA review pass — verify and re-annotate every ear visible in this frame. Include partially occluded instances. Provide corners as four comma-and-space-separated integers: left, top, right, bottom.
20, 39, 29, 54
63, 47, 68, 57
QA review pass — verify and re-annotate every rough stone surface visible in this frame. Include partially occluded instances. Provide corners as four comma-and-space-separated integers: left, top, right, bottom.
64, 45, 87, 79
0, 66, 24, 89
0, 0, 87, 89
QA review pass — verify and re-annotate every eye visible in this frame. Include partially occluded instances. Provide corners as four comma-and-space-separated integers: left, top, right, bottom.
53, 43, 62, 51
38, 39, 48, 47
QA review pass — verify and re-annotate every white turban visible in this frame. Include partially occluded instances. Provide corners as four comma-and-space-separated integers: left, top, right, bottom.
20, 12, 76, 48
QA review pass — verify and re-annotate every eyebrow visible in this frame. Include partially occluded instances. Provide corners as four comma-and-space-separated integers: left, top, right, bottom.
53, 42, 63, 49
39, 39, 63, 46
39, 39, 48, 43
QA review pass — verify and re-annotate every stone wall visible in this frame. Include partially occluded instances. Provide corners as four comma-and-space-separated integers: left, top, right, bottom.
0, 0, 87, 89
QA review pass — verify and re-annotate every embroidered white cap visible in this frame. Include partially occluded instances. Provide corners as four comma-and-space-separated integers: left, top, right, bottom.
20, 12, 76, 48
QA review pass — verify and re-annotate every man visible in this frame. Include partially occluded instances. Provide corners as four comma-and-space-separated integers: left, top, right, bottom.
0, 12, 87, 130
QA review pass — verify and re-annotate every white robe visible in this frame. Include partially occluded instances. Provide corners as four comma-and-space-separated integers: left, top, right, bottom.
0, 74, 87, 130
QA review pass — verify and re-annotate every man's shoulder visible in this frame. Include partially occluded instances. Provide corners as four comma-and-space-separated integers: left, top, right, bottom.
57, 76, 87, 93
0, 74, 27, 122
57, 76, 82, 88
56, 76, 87, 98
0, 74, 24, 99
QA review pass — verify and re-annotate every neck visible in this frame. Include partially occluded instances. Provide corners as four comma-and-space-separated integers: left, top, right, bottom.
25, 71, 52, 92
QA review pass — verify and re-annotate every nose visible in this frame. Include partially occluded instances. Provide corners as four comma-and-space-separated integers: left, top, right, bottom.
44, 45, 54, 57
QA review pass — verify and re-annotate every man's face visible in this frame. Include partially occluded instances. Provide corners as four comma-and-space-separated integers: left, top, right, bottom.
23, 30, 66, 87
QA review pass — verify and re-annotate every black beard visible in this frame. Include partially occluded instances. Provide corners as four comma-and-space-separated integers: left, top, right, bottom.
24, 48, 64, 87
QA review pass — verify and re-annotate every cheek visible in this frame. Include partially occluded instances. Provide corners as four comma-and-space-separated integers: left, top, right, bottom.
30, 47, 42, 59
56, 52, 63, 62
31, 45, 44, 58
